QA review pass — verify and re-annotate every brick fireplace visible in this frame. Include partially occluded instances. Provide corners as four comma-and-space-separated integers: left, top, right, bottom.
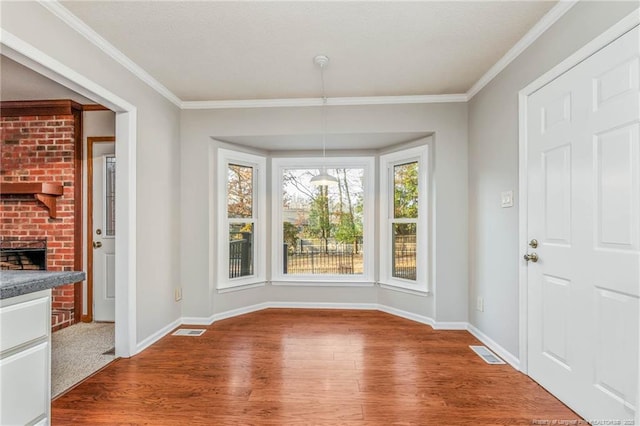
0, 100, 83, 331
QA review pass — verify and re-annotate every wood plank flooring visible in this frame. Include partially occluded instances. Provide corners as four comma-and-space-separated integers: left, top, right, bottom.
52, 309, 580, 425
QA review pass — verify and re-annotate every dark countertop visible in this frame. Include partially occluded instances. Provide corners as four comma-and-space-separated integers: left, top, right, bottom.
0, 271, 86, 300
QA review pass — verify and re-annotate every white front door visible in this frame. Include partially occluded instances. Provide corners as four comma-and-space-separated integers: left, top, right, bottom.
526, 25, 639, 421
92, 142, 116, 322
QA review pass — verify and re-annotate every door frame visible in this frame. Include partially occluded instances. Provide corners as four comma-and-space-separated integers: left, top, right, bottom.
1, 30, 138, 358
517, 9, 639, 417
85, 136, 116, 323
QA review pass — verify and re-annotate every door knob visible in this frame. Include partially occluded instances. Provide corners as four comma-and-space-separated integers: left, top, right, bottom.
523, 253, 538, 262
529, 239, 538, 248
93, 241, 102, 249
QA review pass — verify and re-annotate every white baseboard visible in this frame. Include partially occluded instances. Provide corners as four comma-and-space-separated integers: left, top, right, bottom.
376, 306, 468, 330
269, 302, 379, 310
135, 317, 182, 355
211, 302, 270, 322
377, 305, 435, 327
181, 315, 216, 325
467, 323, 520, 370
433, 321, 469, 330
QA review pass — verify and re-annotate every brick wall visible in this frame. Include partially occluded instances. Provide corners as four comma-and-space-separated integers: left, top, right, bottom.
1, 114, 78, 331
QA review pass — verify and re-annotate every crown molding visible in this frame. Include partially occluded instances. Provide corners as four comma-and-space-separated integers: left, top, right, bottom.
37, 0, 577, 109
181, 94, 468, 110
38, 0, 182, 108
466, 0, 578, 100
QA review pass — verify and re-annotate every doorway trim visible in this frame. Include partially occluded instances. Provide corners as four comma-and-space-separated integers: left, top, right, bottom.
517, 9, 639, 376
85, 136, 116, 323
1, 29, 138, 358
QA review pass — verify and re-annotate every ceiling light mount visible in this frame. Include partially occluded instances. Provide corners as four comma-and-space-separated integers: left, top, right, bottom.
314, 55, 330, 69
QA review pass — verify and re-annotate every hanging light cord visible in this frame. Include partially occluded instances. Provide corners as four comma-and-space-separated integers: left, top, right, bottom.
320, 62, 327, 159
310, 55, 338, 186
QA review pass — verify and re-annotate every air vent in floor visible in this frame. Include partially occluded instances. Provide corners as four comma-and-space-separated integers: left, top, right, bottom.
469, 345, 505, 364
172, 329, 206, 337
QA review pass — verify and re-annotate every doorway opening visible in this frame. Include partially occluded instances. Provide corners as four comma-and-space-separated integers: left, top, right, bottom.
1, 30, 138, 360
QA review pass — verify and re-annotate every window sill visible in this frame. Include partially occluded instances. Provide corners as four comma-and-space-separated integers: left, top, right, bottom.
270, 280, 375, 287
378, 282, 430, 296
217, 281, 266, 293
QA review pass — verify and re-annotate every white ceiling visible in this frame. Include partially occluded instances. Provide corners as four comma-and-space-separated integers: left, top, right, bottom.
59, 0, 557, 102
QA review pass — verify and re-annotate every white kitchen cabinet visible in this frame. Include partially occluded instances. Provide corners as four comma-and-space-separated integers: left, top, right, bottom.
0, 289, 51, 426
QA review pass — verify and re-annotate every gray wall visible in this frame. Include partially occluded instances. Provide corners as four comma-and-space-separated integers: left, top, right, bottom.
180, 103, 468, 322
1, 2, 183, 345
468, 1, 639, 357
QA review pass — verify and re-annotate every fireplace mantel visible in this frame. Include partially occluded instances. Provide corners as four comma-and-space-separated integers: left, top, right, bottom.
0, 183, 64, 218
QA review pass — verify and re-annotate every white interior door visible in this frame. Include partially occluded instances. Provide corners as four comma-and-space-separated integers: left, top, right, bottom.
526, 26, 639, 421
92, 142, 116, 322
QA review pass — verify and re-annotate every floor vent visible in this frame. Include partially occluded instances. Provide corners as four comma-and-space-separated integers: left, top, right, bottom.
172, 329, 206, 337
470, 345, 506, 365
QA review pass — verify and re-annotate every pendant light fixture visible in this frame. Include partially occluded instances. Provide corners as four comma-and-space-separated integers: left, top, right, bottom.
310, 55, 339, 187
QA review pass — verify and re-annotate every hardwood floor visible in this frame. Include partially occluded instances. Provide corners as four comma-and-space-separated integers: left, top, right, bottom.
52, 309, 580, 425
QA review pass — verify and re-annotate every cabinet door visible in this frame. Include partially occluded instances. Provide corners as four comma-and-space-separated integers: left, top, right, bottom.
0, 341, 49, 425
0, 296, 49, 353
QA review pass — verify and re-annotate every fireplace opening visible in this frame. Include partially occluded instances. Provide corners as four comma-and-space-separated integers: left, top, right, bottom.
0, 238, 47, 270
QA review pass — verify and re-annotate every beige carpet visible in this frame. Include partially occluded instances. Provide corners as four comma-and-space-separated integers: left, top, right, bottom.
51, 322, 115, 398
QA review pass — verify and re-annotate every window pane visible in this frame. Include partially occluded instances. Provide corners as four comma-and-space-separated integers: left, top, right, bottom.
392, 223, 416, 281
394, 161, 418, 219
227, 164, 253, 218
282, 168, 364, 275
229, 223, 253, 278
105, 156, 116, 236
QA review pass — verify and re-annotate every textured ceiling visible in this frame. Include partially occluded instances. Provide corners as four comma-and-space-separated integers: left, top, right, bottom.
60, 1, 556, 102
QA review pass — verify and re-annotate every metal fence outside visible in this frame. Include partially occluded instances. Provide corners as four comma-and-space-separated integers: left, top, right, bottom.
229, 233, 252, 278
229, 235, 415, 278
284, 245, 361, 275
392, 235, 416, 280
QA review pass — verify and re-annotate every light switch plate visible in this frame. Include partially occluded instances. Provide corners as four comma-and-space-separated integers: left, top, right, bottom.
501, 191, 514, 208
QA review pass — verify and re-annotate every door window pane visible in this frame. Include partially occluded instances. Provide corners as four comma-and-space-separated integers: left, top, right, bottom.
282, 168, 364, 275
229, 223, 253, 278
394, 161, 418, 219
105, 156, 116, 236
392, 223, 416, 280
227, 164, 253, 218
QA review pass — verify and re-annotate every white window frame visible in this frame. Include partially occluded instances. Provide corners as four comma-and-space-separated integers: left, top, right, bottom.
271, 156, 375, 285
217, 148, 266, 290
379, 145, 431, 293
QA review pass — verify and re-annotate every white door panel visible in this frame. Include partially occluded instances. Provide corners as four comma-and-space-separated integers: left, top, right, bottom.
542, 144, 572, 245
596, 124, 640, 251
527, 26, 639, 422
594, 288, 639, 411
